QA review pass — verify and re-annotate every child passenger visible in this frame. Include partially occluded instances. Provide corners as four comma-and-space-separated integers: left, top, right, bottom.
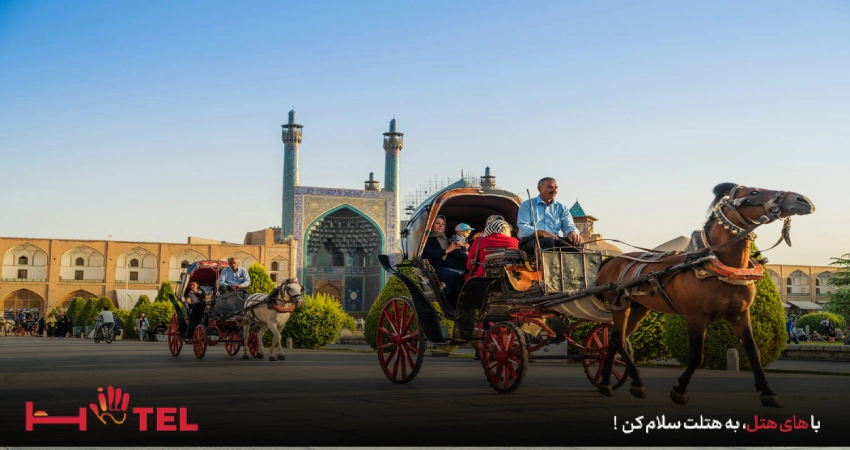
467, 219, 519, 278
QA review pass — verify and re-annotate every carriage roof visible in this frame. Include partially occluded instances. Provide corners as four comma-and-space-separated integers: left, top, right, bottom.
177, 260, 228, 297
400, 186, 523, 260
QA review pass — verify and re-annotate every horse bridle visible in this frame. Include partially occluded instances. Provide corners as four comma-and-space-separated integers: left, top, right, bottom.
276, 280, 304, 305
709, 185, 792, 254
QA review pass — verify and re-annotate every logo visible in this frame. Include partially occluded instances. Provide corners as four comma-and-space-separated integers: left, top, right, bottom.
26, 386, 197, 432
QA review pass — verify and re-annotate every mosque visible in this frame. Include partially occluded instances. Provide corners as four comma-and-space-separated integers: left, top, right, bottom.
0, 111, 841, 320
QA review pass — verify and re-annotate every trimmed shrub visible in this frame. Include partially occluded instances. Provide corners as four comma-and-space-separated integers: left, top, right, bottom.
134, 295, 152, 310
795, 312, 846, 337
282, 293, 349, 349
144, 301, 177, 329
341, 315, 357, 333
365, 265, 418, 349
664, 273, 786, 369
155, 282, 176, 303
247, 263, 276, 295
824, 288, 850, 324
48, 304, 64, 317
114, 310, 134, 339
76, 299, 98, 327
66, 297, 86, 323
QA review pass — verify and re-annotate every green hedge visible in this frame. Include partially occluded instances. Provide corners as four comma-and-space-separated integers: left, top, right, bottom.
341, 315, 356, 333
247, 263, 275, 295
365, 266, 418, 349
134, 295, 152, 309
795, 312, 846, 337
155, 282, 175, 303
66, 297, 86, 323
281, 293, 347, 349
664, 274, 786, 370
626, 311, 668, 362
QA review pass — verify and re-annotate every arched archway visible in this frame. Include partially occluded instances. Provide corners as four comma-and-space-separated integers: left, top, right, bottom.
168, 249, 207, 283
786, 270, 810, 295
3, 289, 45, 319
816, 272, 837, 296
3, 243, 49, 281
303, 205, 385, 313
316, 282, 341, 300
223, 252, 258, 269
60, 246, 105, 282
60, 290, 99, 310
767, 269, 781, 290
116, 247, 158, 284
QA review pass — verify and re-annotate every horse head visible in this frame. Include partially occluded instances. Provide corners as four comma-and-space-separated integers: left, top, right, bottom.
273, 278, 304, 307
709, 183, 814, 245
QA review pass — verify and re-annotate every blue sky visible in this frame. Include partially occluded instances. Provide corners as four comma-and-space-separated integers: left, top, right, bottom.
1, 0, 847, 265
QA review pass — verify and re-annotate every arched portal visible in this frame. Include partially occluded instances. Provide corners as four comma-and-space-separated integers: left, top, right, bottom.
60, 290, 99, 310
3, 289, 45, 319
303, 205, 384, 313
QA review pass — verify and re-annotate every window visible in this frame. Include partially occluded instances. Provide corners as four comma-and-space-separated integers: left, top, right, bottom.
816, 279, 821, 286
74, 270, 84, 281
17, 269, 27, 279
271, 261, 279, 271
270, 273, 278, 282
75, 257, 85, 266
816, 287, 821, 295
786, 287, 791, 294
18, 256, 28, 265
786, 278, 791, 285
130, 271, 139, 281
130, 259, 139, 268
181, 260, 190, 268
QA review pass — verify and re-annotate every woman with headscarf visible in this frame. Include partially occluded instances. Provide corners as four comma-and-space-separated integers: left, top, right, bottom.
421, 215, 468, 292
467, 219, 519, 278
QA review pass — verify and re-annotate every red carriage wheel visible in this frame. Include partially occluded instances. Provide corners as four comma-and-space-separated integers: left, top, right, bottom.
167, 313, 182, 357
224, 333, 242, 356
582, 324, 629, 390
480, 322, 528, 394
376, 297, 426, 384
31, 322, 39, 336
192, 324, 207, 359
248, 332, 260, 358
206, 324, 220, 346
475, 321, 494, 365
19, 327, 26, 337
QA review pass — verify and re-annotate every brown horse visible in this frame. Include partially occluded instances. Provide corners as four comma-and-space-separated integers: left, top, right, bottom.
595, 183, 814, 407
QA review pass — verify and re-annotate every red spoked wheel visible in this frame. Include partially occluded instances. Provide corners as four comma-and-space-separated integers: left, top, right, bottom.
192, 324, 207, 359
376, 297, 426, 384
167, 313, 182, 357
582, 324, 629, 390
19, 327, 26, 337
475, 321, 494, 365
206, 324, 220, 347
481, 321, 528, 394
224, 332, 241, 356
248, 332, 261, 358
31, 323, 39, 336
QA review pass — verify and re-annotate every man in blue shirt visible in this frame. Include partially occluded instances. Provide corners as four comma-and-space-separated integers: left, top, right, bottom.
219, 257, 251, 292
517, 177, 584, 255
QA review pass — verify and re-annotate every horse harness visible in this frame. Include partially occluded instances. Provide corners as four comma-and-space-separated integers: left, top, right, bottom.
612, 186, 790, 315
246, 285, 302, 322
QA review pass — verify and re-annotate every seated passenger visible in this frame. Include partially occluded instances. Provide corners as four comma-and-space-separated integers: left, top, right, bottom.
467, 219, 519, 278
471, 215, 504, 242
421, 215, 467, 292
450, 223, 474, 260
184, 281, 205, 305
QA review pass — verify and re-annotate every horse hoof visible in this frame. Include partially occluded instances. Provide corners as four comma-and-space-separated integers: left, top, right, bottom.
278, 355, 285, 361
254, 354, 264, 359
242, 355, 250, 360
629, 385, 647, 399
597, 384, 614, 397
269, 356, 277, 361
760, 395, 783, 408
670, 389, 689, 405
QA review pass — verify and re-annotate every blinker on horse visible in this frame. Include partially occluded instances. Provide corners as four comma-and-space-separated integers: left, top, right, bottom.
594, 183, 814, 407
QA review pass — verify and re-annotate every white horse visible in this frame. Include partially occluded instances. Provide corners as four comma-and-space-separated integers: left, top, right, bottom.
0, 318, 13, 336
236, 279, 303, 361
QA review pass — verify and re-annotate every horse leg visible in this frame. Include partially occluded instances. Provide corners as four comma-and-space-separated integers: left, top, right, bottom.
622, 306, 650, 399
268, 318, 283, 361
728, 311, 782, 408
254, 323, 268, 359
241, 320, 251, 360
598, 308, 629, 397
670, 316, 709, 405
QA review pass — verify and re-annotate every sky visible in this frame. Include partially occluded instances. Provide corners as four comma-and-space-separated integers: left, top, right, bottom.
0, 0, 848, 266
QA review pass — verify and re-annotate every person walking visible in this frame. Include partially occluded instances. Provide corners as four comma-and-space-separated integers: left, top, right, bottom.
785, 314, 799, 344
37, 316, 45, 337
55, 315, 68, 338
135, 312, 150, 341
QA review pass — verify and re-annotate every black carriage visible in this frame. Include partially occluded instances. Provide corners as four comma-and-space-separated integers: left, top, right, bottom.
166, 260, 262, 359
376, 186, 629, 393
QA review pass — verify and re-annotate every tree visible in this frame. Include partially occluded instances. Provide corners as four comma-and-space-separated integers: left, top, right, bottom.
664, 245, 786, 369
155, 281, 175, 303
247, 262, 275, 295
825, 256, 850, 322
134, 294, 152, 310
795, 312, 846, 336
282, 293, 348, 348
66, 297, 86, 323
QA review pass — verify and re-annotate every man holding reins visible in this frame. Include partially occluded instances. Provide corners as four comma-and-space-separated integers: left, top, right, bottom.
517, 177, 584, 256
218, 257, 250, 292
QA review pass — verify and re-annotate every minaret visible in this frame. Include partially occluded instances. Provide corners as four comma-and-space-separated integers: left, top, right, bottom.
383, 118, 403, 235
364, 172, 380, 191
480, 166, 496, 189
281, 109, 303, 239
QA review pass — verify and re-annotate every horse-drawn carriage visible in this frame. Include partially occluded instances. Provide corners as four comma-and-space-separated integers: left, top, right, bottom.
376, 186, 629, 393
377, 182, 815, 406
165, 260, 261, 359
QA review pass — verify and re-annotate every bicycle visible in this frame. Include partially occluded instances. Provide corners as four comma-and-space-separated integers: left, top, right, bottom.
93, 318, 115, 344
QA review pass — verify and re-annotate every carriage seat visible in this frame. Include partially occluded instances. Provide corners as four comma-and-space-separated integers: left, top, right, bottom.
483, 248, 542, 293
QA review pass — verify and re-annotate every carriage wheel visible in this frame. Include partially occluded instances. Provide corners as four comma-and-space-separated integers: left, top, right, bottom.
481, 322, 528, 394
376, 297, 426, 384
248, 332, 260, 357
224, 333, 242, 356
19, 327, 26, 337
192, 324, 207, 359
475, 321, 494, 365
31, 323, 39, 336
167, 313, 183, 357
206, 324, 220, 346
582, 324, 629, 390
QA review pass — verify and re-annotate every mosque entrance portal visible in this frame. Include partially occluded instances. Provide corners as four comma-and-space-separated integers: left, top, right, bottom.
304, 206, 384, 316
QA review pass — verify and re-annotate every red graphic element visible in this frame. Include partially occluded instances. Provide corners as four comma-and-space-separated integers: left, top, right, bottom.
134, 407, 198, 431
25, 402, 87, 431
89, 385, 131, 424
